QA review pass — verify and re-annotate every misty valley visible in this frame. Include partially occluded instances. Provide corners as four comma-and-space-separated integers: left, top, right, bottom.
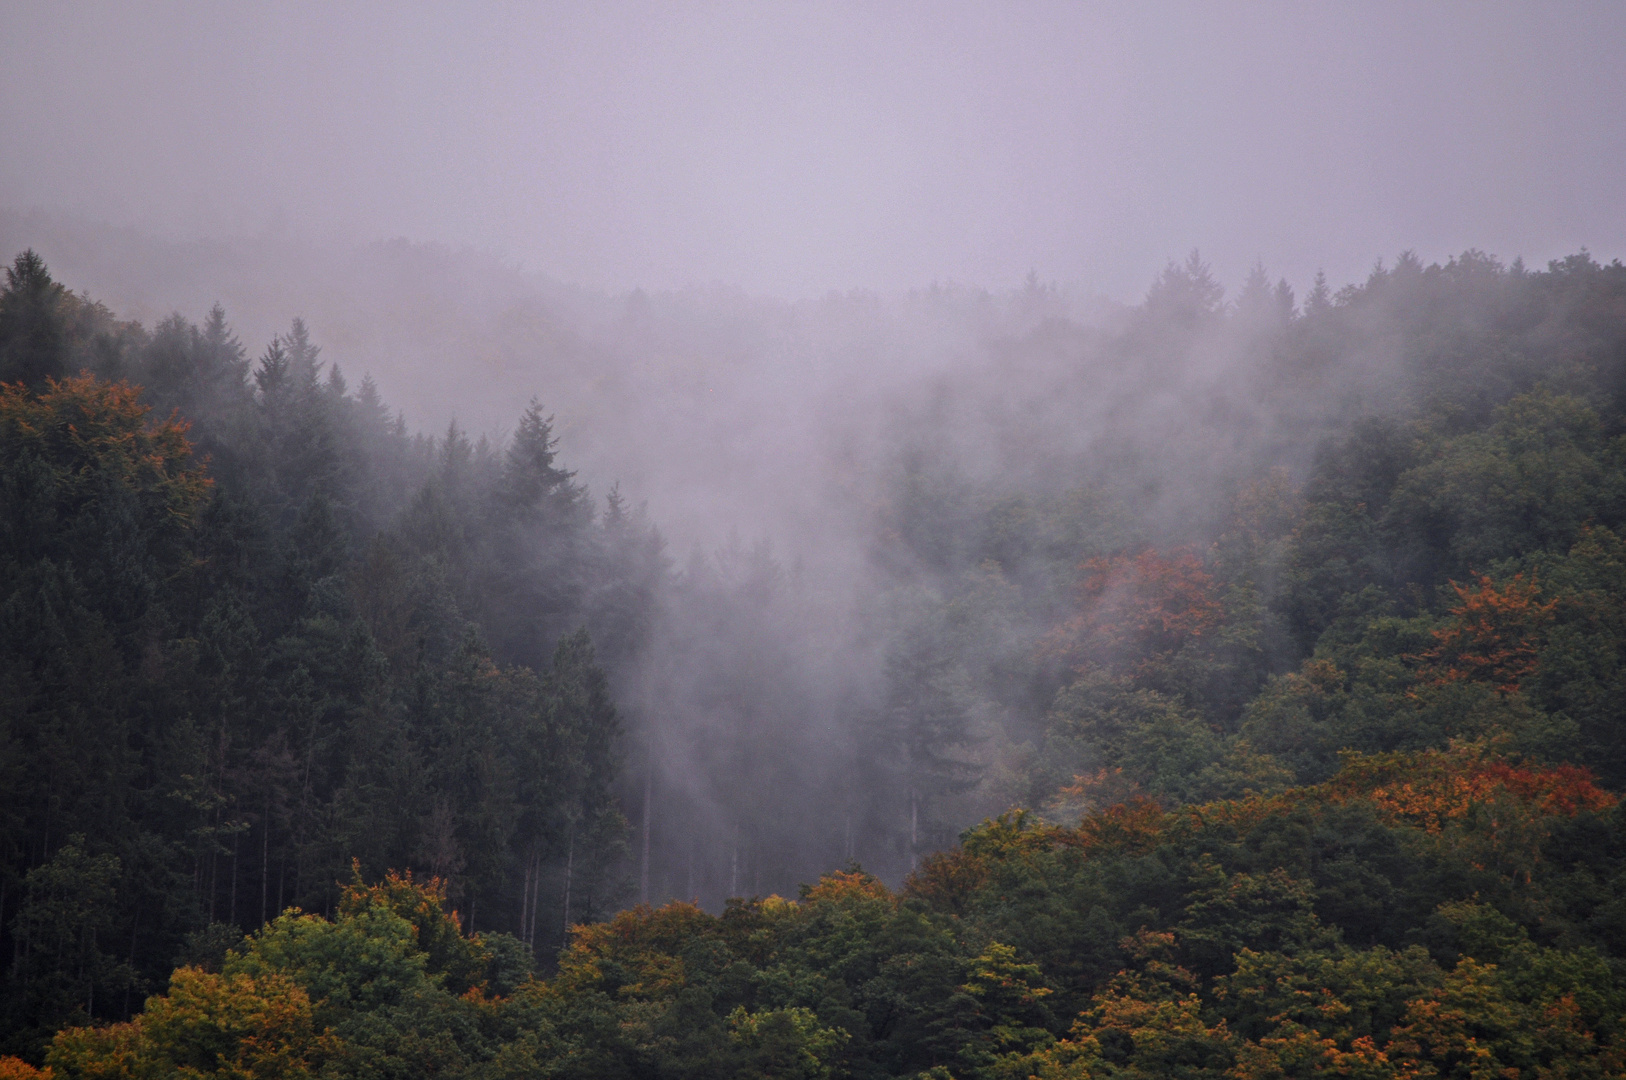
3, 244, 1626, 1078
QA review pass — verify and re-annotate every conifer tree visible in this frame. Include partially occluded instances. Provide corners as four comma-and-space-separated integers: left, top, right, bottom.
0, 251, 68, 386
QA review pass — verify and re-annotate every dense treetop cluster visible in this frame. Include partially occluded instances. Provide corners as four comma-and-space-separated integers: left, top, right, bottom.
1, 245, 1626, 1076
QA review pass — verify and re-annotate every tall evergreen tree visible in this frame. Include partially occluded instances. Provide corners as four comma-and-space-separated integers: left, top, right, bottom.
0, 251, 68, 386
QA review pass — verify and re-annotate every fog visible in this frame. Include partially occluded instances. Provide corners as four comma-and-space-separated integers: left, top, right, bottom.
6, 3, 1623, 298
4, 3, 1626, 908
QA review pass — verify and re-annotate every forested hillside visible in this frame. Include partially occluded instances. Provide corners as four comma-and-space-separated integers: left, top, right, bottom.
3, 245, 1626, 1076
0, 249, 664, 1058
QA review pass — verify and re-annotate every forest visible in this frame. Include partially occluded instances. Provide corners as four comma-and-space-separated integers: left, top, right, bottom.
2, 244, 1626, 1077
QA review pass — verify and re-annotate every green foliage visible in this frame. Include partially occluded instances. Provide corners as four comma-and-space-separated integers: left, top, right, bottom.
10, 244, 1626, 1075
0, 254, 647, 1058
56, 750, 1626, 1077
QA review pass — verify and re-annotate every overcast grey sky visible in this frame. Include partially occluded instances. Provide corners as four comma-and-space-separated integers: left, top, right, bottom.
3, 1, 1623, 299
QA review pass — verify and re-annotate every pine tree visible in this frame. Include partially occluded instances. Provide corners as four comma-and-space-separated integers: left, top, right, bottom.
1304, 269, 1332, 315
0, 251, 68, 386
253, 339, 290, 401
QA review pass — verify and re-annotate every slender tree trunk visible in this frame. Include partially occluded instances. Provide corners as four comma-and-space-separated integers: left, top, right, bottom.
640, 748, 653, 905
526, 852, 539, 943
533, 845, 546, 943
909, 790, 919, 872
210, 720, 228, 924
295, 715, 316, 909
562, 820, 576, 939
260, 799, 270, 927
520, 854, 531, 944
230, 827, 238, 926
124, 904, 138, 1019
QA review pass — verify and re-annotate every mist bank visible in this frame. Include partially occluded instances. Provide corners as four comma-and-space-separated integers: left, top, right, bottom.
0, 209, 1119, 558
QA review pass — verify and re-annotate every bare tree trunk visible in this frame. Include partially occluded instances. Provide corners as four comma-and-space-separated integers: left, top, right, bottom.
124, 905, 138, 1019
561, 821, 576, 939
529, 848, 543, 946
295, 713, 316, 909
533, 851, 542, 945
210, 719, 228, 925
260, 800, 270, 927
909, 789, 919, 872
640, 748, 653, 905
520, 852, 532, 945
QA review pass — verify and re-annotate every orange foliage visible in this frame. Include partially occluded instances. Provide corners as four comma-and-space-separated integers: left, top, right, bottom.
555, 901, 716, 998
1041, 547, 1223, 672
0, 1058, 50, 1080
48, 968, 329, 1080
1051, 767, 1143, 816
1067, 795, 1169, 856
906, 745, 1615, 919
1416, 573, 1557, 695
1325, 745, 1615, 833
0, 374, 211, 524
339, 864, 458, 931
1174, 791, 1301, 836
800, 869, 894, 906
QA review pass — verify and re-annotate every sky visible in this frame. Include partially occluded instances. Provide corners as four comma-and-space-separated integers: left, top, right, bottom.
3, 1, 1624, 301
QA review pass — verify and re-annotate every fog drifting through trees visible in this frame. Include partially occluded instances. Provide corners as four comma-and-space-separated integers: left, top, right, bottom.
4, 5, 1626, 1074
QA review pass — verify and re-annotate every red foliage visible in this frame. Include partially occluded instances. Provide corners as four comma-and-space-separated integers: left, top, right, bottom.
1416, 573, 1557, 695
1324, 744, 1616, 833
1067, 795, 1168, 856
1041, 547, 1223, 672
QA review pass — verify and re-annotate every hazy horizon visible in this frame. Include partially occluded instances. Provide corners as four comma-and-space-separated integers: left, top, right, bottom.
5, 2, 1625, 302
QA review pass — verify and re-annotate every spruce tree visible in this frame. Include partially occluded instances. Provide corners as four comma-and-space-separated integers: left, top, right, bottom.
0, 251, 68, 386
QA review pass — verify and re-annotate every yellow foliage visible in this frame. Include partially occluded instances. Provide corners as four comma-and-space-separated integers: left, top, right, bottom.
48, 967, 331, 1080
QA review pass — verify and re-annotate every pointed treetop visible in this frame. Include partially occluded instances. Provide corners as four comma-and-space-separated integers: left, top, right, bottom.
253, 338, 290, 398
1305, 269, 1332, 314
500, 398, 577, 512
440, 419, 472, 477
1144, 248, 1224, 324
0, 249, 69, 385
603, 482, 627, 530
